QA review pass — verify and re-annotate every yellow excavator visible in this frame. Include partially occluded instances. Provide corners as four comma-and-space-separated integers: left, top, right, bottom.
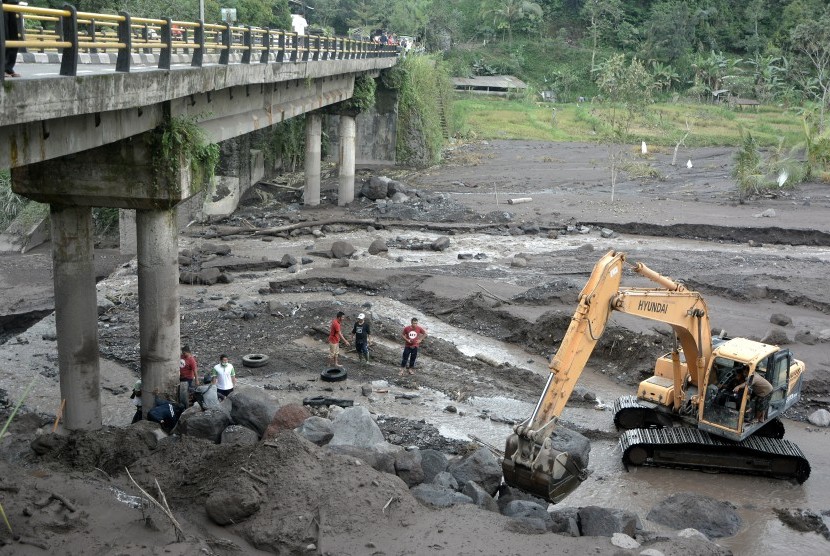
503, 250, 810, 503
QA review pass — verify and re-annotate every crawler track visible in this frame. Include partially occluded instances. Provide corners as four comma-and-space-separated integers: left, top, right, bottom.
619, 427, 810, 483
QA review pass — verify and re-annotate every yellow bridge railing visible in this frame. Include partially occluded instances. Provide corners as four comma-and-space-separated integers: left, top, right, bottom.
1, 3, 399, 82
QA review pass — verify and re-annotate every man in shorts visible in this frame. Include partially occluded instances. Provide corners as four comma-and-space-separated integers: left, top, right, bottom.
328, 311, 350, 367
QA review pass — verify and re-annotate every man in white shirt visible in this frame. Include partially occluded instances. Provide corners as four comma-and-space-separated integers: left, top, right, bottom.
211, 354, 237, 398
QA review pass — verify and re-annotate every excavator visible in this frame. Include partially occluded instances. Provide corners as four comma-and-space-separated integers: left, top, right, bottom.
503, 250, 810, 504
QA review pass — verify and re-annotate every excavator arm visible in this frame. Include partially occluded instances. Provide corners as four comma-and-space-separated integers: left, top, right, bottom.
503, 251, 713, 503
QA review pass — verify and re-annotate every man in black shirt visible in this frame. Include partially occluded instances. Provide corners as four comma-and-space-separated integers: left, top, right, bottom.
352, 313, 371, 363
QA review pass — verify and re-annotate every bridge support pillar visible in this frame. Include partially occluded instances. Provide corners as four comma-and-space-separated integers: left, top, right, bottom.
304, 112, 322, 206
338, 115, 356, 206
50, 204, 102, 431
136, 208, 181, 413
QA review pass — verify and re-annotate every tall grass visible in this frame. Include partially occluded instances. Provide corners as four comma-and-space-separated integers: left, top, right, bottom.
0, 170, 29, 231
0, 376, 38, 534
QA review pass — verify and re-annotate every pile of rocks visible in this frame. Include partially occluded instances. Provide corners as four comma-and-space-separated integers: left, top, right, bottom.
178, 243, 234, 285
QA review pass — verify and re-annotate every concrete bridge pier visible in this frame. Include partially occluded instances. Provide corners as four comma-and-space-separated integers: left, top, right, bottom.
338, 115, 357, 205
304, 112, 322, 206
50, 204, 102, 430
136, 208, 181, 413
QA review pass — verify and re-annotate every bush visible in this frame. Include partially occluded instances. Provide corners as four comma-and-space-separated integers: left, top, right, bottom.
0, 170, 29, 231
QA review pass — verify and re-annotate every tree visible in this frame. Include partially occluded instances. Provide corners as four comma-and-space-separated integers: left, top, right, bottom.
595, 54, 653, 202
581, 0, 623, 74
791, 10, 830, 133
482, 0, 543, 45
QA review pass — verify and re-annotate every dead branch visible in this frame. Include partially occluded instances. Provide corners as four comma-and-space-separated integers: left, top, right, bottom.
49, 492, 77, 513
125, 468, 186, 542
476, 283, 512, 304
382, 496, 398, 513
241, 467, 269, 485
671, 119, 692, 166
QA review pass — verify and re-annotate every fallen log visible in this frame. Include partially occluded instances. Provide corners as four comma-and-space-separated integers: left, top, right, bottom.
507, 197, 533, 205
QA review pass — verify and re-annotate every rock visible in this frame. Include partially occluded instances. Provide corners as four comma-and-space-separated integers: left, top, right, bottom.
295, 416, 335, 445
747, 284, 768, 299
262, 404, 311, 441
301, 256, 314, 265
280, 254, 298, 267
819, 329, 830, 342
496, 485, 550, 514
205, 483, 261, 525
330, 241, 356, 259
511, 257, 528, 268
549, 506, 580, 536
761, 328, 790, 345
368, 239, 388, 255
175, 406, 232, 443
611, 533, 640, 549
578, 506, 641, 537
550, 426, 590, 470
506, 517, 548, 533
329, 406, 386, 448
394, 448, 424, 487
807, 409, 830, 427
361, 385, 373, 396
770, 313, 792, 326
363, 176, 391, 200
420, 449, 449, 483
754, 208, 776, 218
457, 253, 473, 260
521, 222, 540, 234
387, 180, 407, 196
331, 259, 350, 268
794, 330, 817, 345
431, 236, 451, 251
444, 405, 458, 413
227, 387, 280, 438
180, 267, 221, 285
390, 192, 409, 203
432, 471, 459, 490
647, 493, 741, 538
502, 500, 552, 529
600, 228, 615, 239
97, 297, 115, 315
640, 550, 666, 556
327, 443, 398, 474
677, 528, 709, 541
409, 484, 473, 508
221, 425, 259, 447
448, 447, 503, 495
201, 242, 231, 256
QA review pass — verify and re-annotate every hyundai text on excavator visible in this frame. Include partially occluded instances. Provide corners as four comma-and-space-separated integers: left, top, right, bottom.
503, 250, 810, 503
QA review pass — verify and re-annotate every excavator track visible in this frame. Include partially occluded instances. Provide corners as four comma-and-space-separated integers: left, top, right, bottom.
613, 395, 673, 429
620, 427, 810, 483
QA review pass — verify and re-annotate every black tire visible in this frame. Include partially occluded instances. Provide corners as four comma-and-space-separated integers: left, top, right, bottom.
320, 367, 348, 382
242, 353, 270, 368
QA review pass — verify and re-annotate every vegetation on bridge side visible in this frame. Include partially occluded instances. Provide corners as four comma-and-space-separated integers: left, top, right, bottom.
148, 115, 221, 196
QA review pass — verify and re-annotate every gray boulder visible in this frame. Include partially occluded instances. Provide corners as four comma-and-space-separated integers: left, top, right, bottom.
770, 313, 792, 326
201, 242, 231, 256
461, 481, 499, 512
550, 426, 591, 470
221, 424, 259, 447
227, 387, 280, 438
363, 176, 391, 200
205, 483, 261, 525
808, 409, 830, 427
296, 416, 335, 445
327, 443, 397, 474
394, 448, 425, 487
506, 517, 548, 534
175, 406, 231, 443
420, 449, 449, 483
329, 406, 386, 448
431, 237, 451, 251
448, 447, 503, 495
432, 471, 459, 490
389, 192, 409, 203
578, 506, 641, 537
280, 254, 298, 267
647, 493, 741, 539
496, 485, 549, 513
330, 240, 356, 259
761, 328, 790, 345
503, 500, 553, 529
511, 257, 528, 267
410, 484, 473, 508
794, 330, 818, 345
387, 180, 407, 196
368, 239, 388, 255
549, 506, 580, 536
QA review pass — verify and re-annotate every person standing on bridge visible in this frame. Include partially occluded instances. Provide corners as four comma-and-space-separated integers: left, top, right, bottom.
3, 0, 21, 78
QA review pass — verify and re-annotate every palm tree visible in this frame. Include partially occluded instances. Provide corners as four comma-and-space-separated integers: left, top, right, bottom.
482, 0, 543, 45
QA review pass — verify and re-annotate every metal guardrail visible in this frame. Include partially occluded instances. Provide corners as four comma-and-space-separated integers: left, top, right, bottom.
0, 3, 399, 82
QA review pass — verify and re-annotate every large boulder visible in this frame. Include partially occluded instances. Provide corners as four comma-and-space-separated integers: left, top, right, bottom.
410, 484, 473, 508
394, 449, 425, 487
175, 406, 232, 443
296, 416, 335, 445
549, 506, 580, 536
549, 426, 591, 469
368, 238, 389, 255
205, 483, 261, 525
227, 387, 280, 438
462, 481, 499, 513
326, 442, 399, 474
221, 425, 259, 447
420, 449, 449, 483
362, 176, 391, 200
578, 506, 641, 537
769, 313, 792, 326
262, 404, 311, 441
647, 493, 741, 539
330, 241, 356, 259
761, 328, 790, 345
496, 485, 549, 514
502, 500, 553, 529
328, 406, 385, 448
448, 447, 502, 495
808, 409, 830, 427
432, 471, 459, 490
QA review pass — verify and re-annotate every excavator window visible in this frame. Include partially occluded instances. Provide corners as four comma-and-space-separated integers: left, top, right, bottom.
702, 357, 746, 431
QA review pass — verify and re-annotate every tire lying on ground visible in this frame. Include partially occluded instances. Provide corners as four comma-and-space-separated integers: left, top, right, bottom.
320, 367, 347, 382
242, 353, 270, 368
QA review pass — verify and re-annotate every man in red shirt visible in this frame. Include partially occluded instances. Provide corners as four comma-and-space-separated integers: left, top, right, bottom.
179, 345, 198, 389
328, 311, 350, 367
400, 317, 427, 375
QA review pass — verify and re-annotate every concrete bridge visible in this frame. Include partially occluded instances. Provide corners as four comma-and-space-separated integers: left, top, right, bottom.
1, 4, 399, 430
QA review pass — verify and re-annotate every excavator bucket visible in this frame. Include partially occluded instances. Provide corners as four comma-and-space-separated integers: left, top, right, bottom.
502, 432, 589, 504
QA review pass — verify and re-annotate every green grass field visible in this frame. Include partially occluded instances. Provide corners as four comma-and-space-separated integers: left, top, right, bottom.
452, 96, 805, 148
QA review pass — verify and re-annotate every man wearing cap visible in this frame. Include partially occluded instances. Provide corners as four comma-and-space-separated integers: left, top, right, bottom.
328, 311, 350, 367
352, 313, 371, 363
